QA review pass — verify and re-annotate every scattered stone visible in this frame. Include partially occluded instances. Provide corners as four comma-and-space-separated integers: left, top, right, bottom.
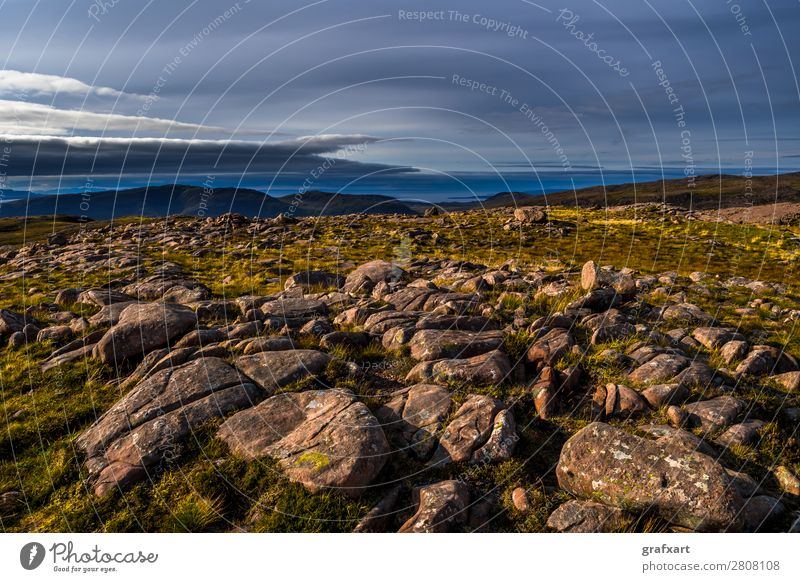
593, 383, 649, 419
343, 260, 404, 294
641, 383, 690, 408
77, 358, 260, 496
511, 487, 531, 513
692, 327, 745, 350
741, 495, 786, 532
683, 396, 745, 432
667, 405, 688, 427
93, 303, 197, 365
284, 270, 344, 291
398, 480, 470, 533
556, 422, 744, 531
0, 309, 27, 337
773, 466, 800, 496
261, 297, 328, 319
716, 420, 765, 448
430, 395, 505, 465
629, 353, 690, 385
659, 303, 714, 325
772, 371, 800, 392
217, 389, 389, 496
353, 486, 401, 532
547, 500, 634, 533
408, 329, 504, 361
526, 327, 575, 368
513, 206, 547, 225
234, 349, 331, 394
471, 408, 517, 464
531, 366, 559, 420
720, 340, 749, 365
377, 384, 452, 459
406, 350, 512, 385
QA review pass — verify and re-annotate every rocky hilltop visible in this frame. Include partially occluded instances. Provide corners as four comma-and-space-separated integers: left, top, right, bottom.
0, 205, 799, 533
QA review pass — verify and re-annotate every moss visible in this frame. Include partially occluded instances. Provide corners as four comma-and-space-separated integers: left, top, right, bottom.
3, 208, 800, 532
295, 451, 330, 471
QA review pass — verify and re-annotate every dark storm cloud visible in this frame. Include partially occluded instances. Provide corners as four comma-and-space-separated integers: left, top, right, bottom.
0, 133, 415, 178
0, 0, 797, 188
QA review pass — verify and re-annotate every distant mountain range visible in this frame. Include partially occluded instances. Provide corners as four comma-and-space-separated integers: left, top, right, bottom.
1, 172, 798, 219
0, 185, 419, 220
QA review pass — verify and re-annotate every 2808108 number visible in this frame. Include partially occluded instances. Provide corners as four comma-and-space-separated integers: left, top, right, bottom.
730, 560, 780, 571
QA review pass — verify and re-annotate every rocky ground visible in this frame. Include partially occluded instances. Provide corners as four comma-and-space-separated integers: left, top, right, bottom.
1, 206, 799, 532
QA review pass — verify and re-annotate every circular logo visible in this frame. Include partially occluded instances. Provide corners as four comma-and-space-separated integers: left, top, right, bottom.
20, 542, 46, 570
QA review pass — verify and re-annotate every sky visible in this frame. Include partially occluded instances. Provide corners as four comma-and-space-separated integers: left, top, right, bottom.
0, 0, 798, 200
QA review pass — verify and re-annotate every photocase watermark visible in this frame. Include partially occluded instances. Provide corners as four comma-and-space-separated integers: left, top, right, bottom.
87, 0, 122, 22
20, 542, 46, 570
397, 9, 529, 39
450, 74, 572, 171
651, 60, 695, 189
556, 8, 629, 77
19, 540, 158, 573
137, 1, 250, 117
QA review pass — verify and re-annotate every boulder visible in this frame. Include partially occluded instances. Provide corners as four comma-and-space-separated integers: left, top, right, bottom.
261, 297, 327, 319
78, 288, 136, 307
547, 500, 634, 533
0, 309, 26, 337
556, 422, 744, 531
343, 260, 404, 294
408, 329, 504, 361
629, 353, 690, 385
593, 383, 649, 419
398, 480, 470, 533
641, 383, 690, 408
93, 303, 197, 365
405, 350, 511, 385
234, 350, 331, 394
76, 358, 260, 496
683, 396, 744, 432
692, 327, 745, 350
217, 389, 389, 496
526, 327, 575, 367
513, 206, 547, 225
376, 383, 452, 459
430, 394, 505, 465
284, 270, 344, 291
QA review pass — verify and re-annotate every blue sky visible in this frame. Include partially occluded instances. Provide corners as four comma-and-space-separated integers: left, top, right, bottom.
0, 0, 798, 198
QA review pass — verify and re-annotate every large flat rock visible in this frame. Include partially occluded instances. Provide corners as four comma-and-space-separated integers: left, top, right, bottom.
408, 329, 504, 361
217, 389, 389, 496
77, 357, 259, 496
92, 302, 197, 365
234, 349, 331, 393
556, 422, 743, 531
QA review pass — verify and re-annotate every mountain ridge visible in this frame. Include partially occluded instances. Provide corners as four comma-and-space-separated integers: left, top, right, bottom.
1, 172, 799, 219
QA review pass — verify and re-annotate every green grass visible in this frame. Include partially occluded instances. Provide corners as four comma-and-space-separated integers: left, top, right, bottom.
2, 208, 800, 532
